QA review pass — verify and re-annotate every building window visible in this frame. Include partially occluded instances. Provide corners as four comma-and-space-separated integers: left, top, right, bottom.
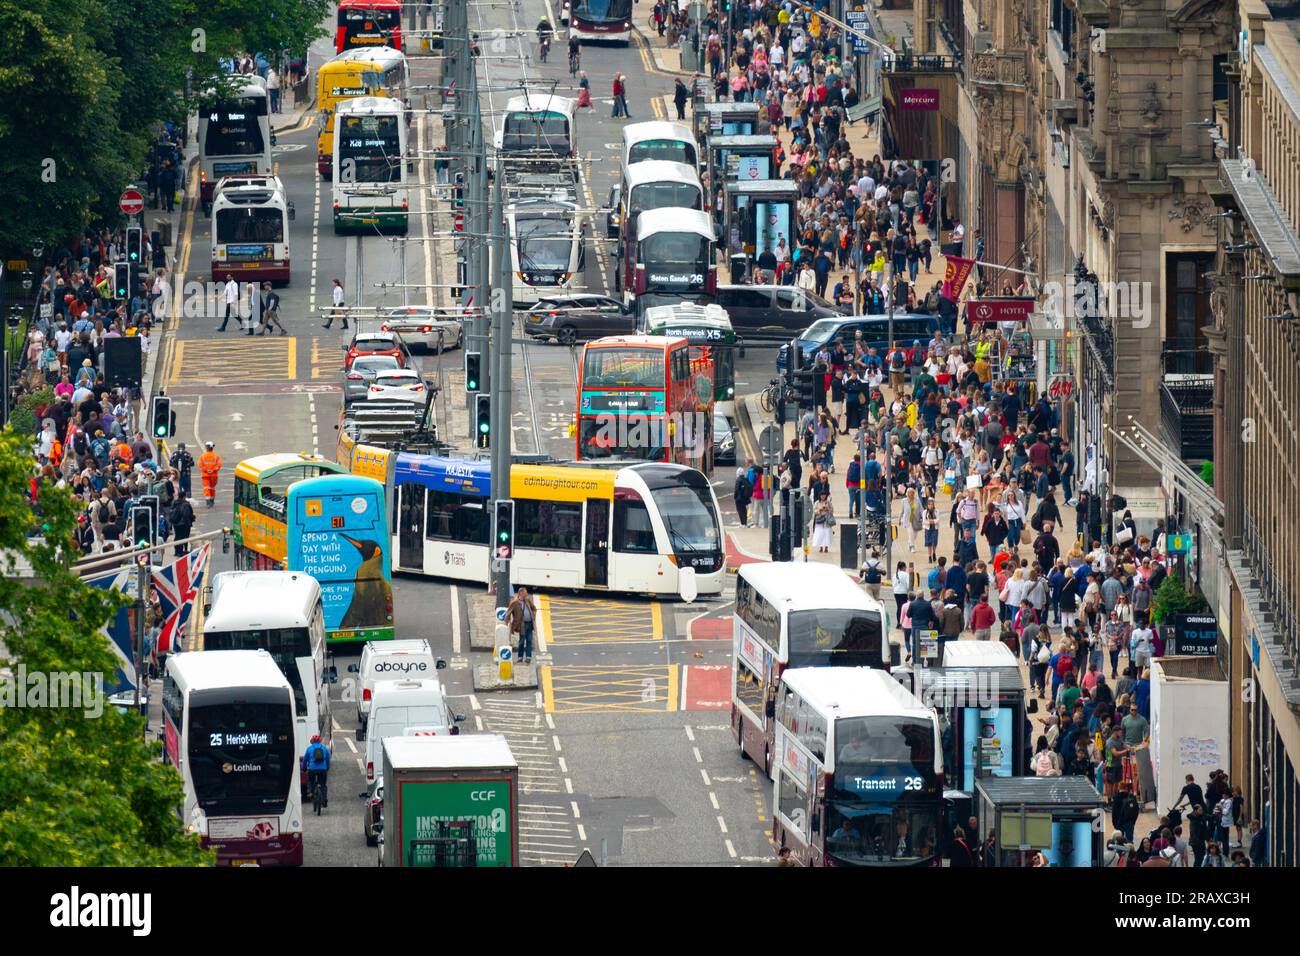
939, 0, 964, 60
1050, 0, 1075, 60
1164, 252, 1215, 374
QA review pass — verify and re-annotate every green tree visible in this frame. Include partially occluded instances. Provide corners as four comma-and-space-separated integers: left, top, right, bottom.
1150, 573, 1208, 626
0, 428, 212, 865
1200, 460, 1213, 485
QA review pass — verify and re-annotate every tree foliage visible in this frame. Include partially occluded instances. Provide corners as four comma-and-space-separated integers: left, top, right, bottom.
1150, 573, 1209, 626
0, 0, 331, 252
0, 427, 212, 865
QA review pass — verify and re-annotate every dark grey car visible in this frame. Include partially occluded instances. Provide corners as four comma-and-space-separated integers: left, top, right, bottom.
523, 294, 637, 345
714, 284, 845, 334
343, 354, 401, 405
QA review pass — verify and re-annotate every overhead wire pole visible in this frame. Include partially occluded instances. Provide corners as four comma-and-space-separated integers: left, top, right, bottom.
490, 160, 513, 599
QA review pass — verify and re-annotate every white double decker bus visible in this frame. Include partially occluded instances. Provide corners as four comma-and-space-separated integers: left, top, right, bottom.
333, 96, 409, 234
210, 175, 294, 285
773, 667, 944, 867
732, 562, 892, 777
162, 650, 303, 866
198, 75, 273, 217
202, 571, 331, 795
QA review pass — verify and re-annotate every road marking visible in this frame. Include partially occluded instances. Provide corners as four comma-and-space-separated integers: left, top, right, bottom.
693, 746, 703, 763
709, 791, 719, 810
310, 157, 320, 315
717, 815, 728, 834
541, 663, 679, 714
577, 823, 587, 841
557, 756, 567, 772
170, 337, 296, 385
474, 714, 483, 731
345, 737, 357, 753
726, 840, 738, 858
701, 768, 711, 786
451, 584, 462, 653
538, 594, 663, 643
545, 712, 555, 729
570, 800, 581, 819
468, 693, 480, 711
552, 735, 562, 752
565, 778, 574, 794
684, 725, 695, 741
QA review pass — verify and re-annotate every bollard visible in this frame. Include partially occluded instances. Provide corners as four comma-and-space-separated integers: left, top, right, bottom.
495, 623, 513, 681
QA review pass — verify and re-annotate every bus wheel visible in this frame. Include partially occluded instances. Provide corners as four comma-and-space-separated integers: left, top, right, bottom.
557, 325, 577, 346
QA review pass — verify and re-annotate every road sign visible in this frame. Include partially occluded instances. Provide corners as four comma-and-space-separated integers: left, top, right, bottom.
491, 558, 509, 573
119, 189, 145, 216
845, 11, 873, 55
759, 424, 783, 458
572, 848, 598, 867
919, 630, 939, 660
496, 545, 511, 559
496, 606, 507, 622
1167, 532, 1193, 554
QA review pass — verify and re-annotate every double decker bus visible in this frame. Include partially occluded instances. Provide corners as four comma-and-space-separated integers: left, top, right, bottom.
333, 96, 409, 233
162, 650, 302, 865
316, 46, 406, 177
203, 571, 332, 796
774, 668, 943, 867
336, 0, 403, 53
379, 455, 725, 593
233, 454, 347, 570
616, 162, 703, 293
640, 302, 740, 409
576, 334, 714, 470
569, 0, 633, 43
732, 562, 892, 777
622, 121, 698, 171
287, 474, 394, 645
624, 207, 717, 305
211, 175, 293, 284
197, 75, 272, 216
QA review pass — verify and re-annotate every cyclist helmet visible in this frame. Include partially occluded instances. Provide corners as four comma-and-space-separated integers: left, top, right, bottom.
311, 734, 321, 743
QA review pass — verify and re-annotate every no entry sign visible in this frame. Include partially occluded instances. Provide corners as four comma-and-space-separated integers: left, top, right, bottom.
119, 189, 145, 216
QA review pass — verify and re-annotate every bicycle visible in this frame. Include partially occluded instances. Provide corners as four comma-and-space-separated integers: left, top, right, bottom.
538, 37, 551, 62
569, 47, 581, 76
310, 773, 328, 815
760, 378, 782, 413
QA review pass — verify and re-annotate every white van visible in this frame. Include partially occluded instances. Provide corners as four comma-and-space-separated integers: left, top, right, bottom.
350, 639, 445, 734
364, 678, 464, 782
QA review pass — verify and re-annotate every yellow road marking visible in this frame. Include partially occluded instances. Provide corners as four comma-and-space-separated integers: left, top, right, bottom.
169, 338, 296, 385
542, 664, 679, 713
539, 595, 663, 643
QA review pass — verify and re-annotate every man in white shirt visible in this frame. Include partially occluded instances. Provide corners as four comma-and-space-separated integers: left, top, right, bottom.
768, 41, 784, 68
266, 67, 281, 113
322, 278, 349, 329
217, 274, 238, 332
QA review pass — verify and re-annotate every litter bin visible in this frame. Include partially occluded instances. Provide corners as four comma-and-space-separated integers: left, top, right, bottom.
729, 253, 748, 284
154, 221, 172, 248
839, 522, 858, 571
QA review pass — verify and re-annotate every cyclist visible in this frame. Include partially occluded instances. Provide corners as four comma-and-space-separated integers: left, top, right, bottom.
568, 32, 581, 73
302, 733, 331, 808
537, 16, 553, 61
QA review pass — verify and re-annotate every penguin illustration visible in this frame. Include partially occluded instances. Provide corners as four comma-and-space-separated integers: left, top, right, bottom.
340, 535, 393, 629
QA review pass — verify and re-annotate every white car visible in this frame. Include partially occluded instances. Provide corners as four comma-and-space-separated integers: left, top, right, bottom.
379, 306, 465, 352
366, 368, 429, 403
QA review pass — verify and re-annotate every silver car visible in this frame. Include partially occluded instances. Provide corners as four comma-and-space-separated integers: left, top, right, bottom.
343, 354, 401, 405
379, 306, 465, 352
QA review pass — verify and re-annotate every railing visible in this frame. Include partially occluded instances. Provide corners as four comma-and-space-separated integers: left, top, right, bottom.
1243, 514, 1300, 673
1161, 339, 1214, 375
1159, 375, 1214, 461
1076, 310, 1114, 385
882, 51, 962, 74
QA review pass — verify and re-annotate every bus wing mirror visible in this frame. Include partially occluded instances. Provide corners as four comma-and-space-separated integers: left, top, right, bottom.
454, 713, 466, 722
271, 133, 278, 147
738, 337, 746, 359
326, 666, 339, 684
347, 663, 359, 673
288, 202, 296, 221
436, 658, 448, 669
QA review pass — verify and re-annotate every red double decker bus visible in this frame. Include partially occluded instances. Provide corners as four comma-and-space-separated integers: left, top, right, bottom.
575, 335, 714, 471
336, 0, 403, 53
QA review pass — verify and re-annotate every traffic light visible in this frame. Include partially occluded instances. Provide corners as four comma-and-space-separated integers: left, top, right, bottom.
475, 393, 491, 448
494, 500, 514, 560
114, 262, 131, 300
137, 495, 160, 534
126, 226, 143, 264
151, 395, 172, 439
129, 507, 155, 550
465, 351, 481, 392
795, 369, 816, 408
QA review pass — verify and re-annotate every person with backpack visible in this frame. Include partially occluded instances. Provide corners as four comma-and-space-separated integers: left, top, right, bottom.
733, 468, 753, 528
1030, 629, 1052, 698
886, 342, 908, 393
1033, 735, 1063, 777
301, 734, 330, 809
169, 488, 196, 557
1049, 641, 1075, 706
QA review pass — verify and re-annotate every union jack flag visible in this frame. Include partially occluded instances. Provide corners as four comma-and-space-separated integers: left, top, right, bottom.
152, 543, 211, 656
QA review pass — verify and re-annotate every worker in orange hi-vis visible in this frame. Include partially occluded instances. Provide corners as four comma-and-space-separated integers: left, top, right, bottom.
197, 441, 223, 509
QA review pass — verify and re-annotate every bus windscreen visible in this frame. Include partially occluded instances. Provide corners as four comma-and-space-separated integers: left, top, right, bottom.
628, 140, 696, 166
641, 234, 710, 288
205, 109, 266, 156
628, 182, 702, 218
216, 208, 285, 244
502, 112, 570, 153
582, 347, 665, 388
516, 216, 573, 272
786, 609, 884, 668
573, 0, 632, 21
339, 115, 402, 182
188, 700, 295, 816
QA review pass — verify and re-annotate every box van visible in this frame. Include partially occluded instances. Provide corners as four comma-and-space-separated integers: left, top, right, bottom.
776, 313, 939, 370
364, 678, 463, 782
349, 639, 446, 733
714, 284, 844, 334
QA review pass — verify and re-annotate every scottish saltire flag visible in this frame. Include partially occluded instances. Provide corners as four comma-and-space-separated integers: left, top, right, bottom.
152, 543, 211, 655
85, 565, 139, 696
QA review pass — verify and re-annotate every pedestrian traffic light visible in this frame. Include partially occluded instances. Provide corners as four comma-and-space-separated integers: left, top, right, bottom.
152, 395, 172, 439
795, 369, 816, 408
475, 393, 491, 448
114, 262, 131, 300
465, 351, 481, 392
494, 499, 514, 559
126, 226, 143, 264
129, 507, 155, 550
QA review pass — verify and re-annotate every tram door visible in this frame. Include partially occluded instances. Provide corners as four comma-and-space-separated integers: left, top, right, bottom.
399, 483, 425, 571
584, 498, 609, 587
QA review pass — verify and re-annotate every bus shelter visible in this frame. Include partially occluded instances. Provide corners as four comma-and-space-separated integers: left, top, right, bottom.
723, 180, 800, 266
917, 665, 1029, 793
705, 134, 779, 187
975, 777, 1105, 867
693, 101, 763, 146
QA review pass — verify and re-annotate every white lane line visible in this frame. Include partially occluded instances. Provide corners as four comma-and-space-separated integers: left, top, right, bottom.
355, 756, 364, 771
577, 823, 587, 841
557, 757, 568, 773
565, 778, 574, 794
717, 816, 729, 834
552, 735, 562, 752
344, 737, 357, 753
684, 725, 695, 741
709, 792, 720, 811
725, 839, 737, 859
469, 693, 480, 711
474, 714, 483, 732
570, 800, 581, 820
701, 768, 711, 786
451, 584, 462, 654
692, 746, 703, 763
545, 713, 555, 730
418, 111, 434, 307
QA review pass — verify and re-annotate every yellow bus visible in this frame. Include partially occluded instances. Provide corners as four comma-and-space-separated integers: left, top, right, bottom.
233, 453, 348, 568
316, 46, 407, 178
